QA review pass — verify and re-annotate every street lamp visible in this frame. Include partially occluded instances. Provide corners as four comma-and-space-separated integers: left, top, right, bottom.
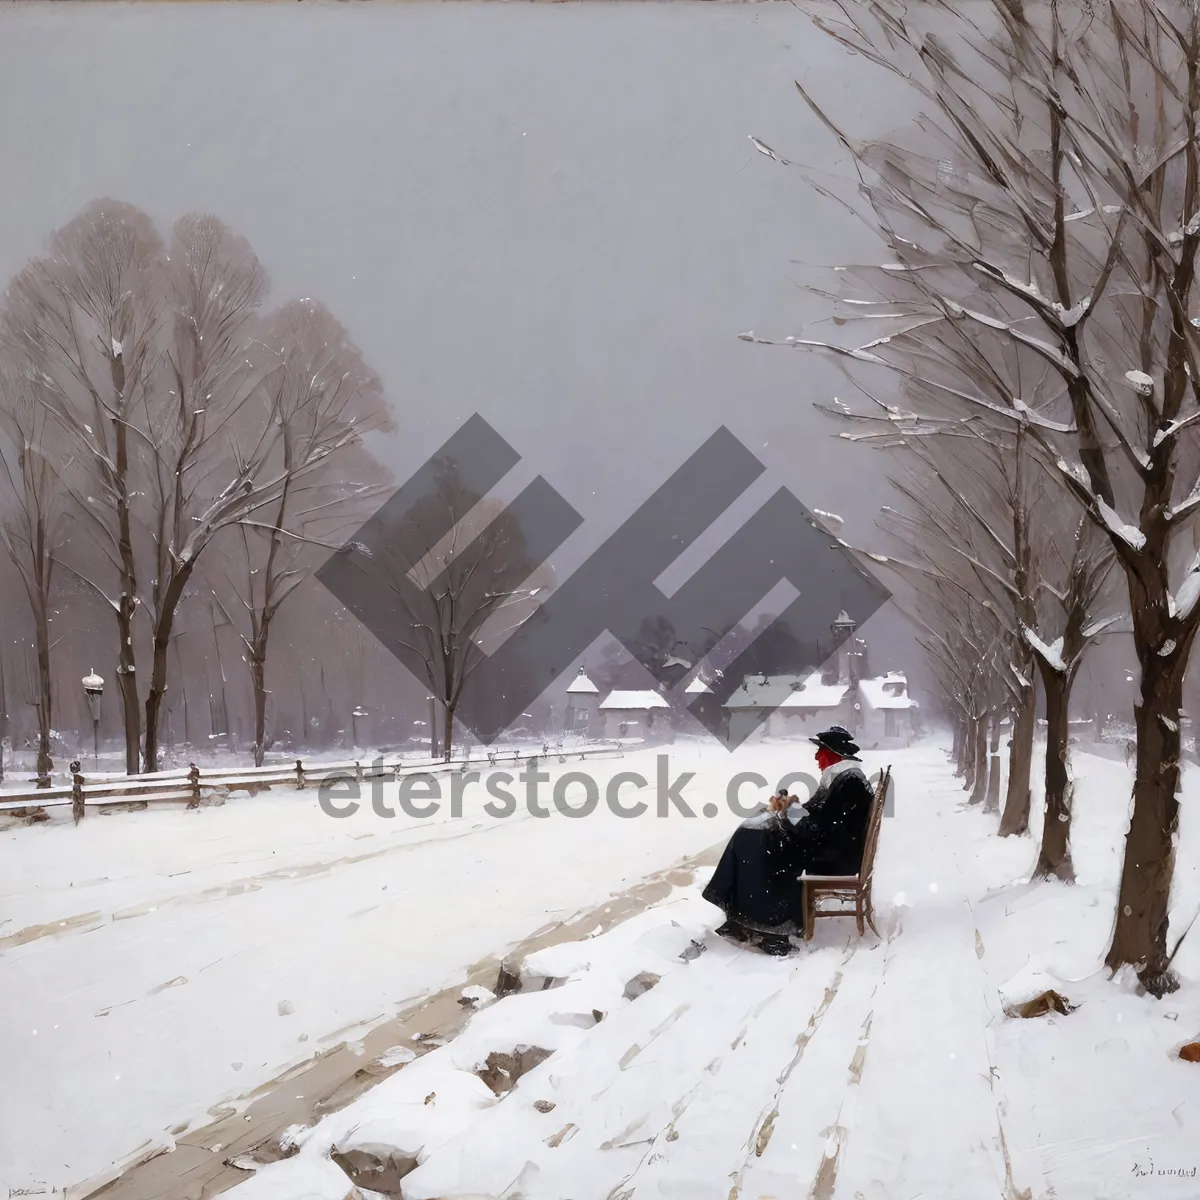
82, 670, 104, 762
351, 705, 368, 749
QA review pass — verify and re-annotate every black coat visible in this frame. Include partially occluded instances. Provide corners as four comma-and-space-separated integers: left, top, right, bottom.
702, 764, 874, 932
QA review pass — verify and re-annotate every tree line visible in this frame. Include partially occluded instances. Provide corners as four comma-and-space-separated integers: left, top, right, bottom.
0, 200, 392, 777
748, 0, 1200, 996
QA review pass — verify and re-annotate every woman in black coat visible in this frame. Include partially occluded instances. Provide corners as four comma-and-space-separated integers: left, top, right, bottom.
702, 725, 874, 955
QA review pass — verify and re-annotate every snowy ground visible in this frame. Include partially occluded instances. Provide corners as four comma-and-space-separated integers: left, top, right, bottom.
0, 741, 793, 1194
215, 742, 1200, 1200
4, 739, 1200, 1199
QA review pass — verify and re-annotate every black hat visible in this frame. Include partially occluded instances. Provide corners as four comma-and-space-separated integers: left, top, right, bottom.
809, 725, 861, 760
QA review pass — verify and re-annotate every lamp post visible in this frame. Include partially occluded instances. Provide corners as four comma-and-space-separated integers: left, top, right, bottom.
351, 705, 367, 750
82, 670, 104, 762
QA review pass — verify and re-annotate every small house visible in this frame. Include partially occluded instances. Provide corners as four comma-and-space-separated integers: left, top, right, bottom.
856, 672, 918, 748
599, 689, 674, 743
724, 673, 851, 743
564, 667, 601, 737
683, 674, 725, 736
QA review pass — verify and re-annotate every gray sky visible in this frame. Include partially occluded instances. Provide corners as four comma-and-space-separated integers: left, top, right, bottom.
0, 0, 920, 674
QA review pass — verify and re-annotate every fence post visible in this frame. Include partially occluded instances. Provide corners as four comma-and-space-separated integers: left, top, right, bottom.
355, 760, 363, 783
296, 759, 306, 790
187, 762, 201, 809
70, 760, 85, 825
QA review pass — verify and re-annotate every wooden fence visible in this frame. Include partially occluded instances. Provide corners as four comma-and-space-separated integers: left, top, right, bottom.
0, 741, 626, 819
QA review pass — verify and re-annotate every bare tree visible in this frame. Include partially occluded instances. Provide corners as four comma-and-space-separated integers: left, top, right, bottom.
2, 200, 164, 773
871, 427, 1116, 858
1030, 516, 1118, 879
132, 215, 266, 770
750, 0, 1200, 993
1, 204, 390, 773
0, 374, 69, 786
372, 463, 550, 761
215, 301, 389, 765
872, 481, 1019, 804
905, 572, 1008, 803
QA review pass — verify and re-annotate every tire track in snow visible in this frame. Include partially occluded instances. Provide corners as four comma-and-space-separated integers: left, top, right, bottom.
600, 945, 853, 1199
818, 774, 1015, 1200
965, 896, 1034, 1200
403, 938, 837, 1200
729, 924, 900, 1200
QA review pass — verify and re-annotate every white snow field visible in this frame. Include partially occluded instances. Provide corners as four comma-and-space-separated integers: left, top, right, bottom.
3, 739, 1200, 1199
0, 742, 779, 1193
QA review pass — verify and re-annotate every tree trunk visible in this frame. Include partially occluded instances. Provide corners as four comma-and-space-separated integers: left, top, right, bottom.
984, 718, 1002, 813
143, 567, 195, 773
954, 718, 969, 777
999, 682, 1036, 836
951, 718, 963, 769
1105, 654, 1184, 996
180, 664, 191, 748
143, 631, 169, 774
116, 597, 141, 773
114, 407, 142, 775
33, 609, 53, 787
250, 643, 268, 768
968, 716, 988, 805
442, 702, 455, 762
0, 650, 7, 782
962, 717, 978, 791
1034, 666, 1075, 882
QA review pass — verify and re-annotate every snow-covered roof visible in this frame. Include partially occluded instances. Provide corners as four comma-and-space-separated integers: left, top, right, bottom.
566, 669, 599, 695
724, 672, 847, 710
600, 690, 670, 711
723, 674, 808, 709
858, 672, 916, 710
684, 677, 711, 694
778, 673, 850, 709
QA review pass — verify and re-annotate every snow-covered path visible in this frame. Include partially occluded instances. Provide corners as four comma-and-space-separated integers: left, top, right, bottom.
7, 739, 1200, 1200
0, 746, 754, 1194
396, 741, 1022, 1200
224, 741, 1200, 1200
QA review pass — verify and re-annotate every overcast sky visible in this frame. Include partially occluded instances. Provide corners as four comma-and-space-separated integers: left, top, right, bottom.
0, 0, 921, 677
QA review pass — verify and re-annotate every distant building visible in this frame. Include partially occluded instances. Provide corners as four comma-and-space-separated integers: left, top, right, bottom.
683, 674, 725, 736
564, 667, 601, 737
724, 672, 850, 743
599, 689, 674, 743
857, 671, 919, 748
723, 610, 918, 749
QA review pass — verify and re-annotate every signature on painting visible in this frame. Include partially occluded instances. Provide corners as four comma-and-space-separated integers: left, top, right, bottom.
1131, 1158, 1198, 1179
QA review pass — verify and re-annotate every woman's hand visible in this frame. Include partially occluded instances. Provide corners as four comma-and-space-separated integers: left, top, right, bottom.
768, 793, 792, 813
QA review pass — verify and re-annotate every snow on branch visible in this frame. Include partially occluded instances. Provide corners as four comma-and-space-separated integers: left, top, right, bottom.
1124, 370, 1155, 396
1020, 624, 1067, 673
1080, 614, 1126, 639
1172, 549, 1200, 625
1095, 498, 1147, 551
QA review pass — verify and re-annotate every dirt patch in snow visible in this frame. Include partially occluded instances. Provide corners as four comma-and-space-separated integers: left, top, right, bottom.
1003, 989, 1077, 1019
476, 1046, 553, 1096
329, 1145, 417, 1195
623, 970, 661, 1000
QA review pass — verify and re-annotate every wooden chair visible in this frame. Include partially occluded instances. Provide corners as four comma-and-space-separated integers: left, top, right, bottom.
799, 765, 891, 940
